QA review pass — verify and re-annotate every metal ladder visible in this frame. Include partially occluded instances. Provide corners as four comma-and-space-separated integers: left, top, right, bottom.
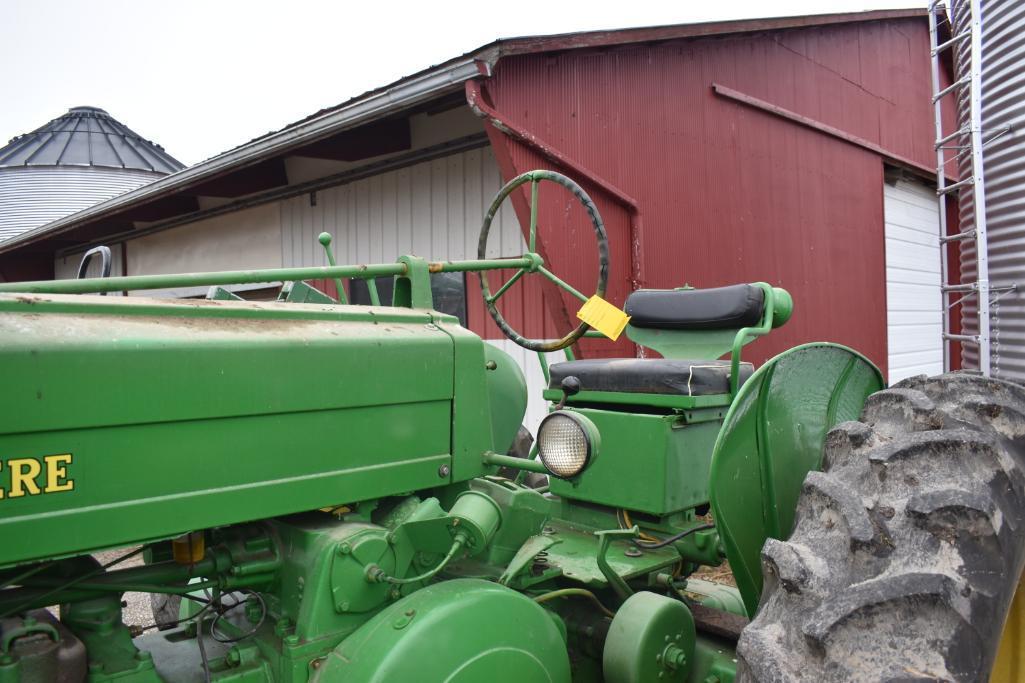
929, 0, 1014, 376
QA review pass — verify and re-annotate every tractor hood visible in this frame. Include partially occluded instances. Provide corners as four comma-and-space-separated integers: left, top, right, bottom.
0, 293, 508, 567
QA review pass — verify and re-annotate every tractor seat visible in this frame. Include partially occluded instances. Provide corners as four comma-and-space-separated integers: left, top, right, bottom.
548, 358, 754, 396
625, 284, 764, 330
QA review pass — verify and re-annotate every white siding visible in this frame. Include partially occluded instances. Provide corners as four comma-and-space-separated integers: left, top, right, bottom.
885, 178, 943, 382
280, 146, 521, 266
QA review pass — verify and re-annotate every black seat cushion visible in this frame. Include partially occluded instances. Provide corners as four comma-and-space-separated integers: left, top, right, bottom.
548, 358, 754, 396
625, 284, 764, 330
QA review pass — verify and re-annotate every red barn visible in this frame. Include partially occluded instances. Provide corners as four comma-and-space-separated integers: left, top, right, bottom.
0, 9, 954, 429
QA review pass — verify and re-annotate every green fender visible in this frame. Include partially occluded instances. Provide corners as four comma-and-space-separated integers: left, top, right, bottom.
312, 579, 571, 683
708, 343, 884, 616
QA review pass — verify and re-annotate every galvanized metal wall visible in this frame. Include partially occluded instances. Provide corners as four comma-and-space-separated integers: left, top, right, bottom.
482, 18, 941, 375
952, 0, 1025, 382
0, 167, 161, 242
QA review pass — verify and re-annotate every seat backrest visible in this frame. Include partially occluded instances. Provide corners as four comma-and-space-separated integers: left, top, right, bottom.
620, 283, 790, 364
625, 284, 765, 331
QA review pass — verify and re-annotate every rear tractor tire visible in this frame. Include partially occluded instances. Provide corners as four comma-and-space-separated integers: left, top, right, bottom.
738, 373, 1025, 682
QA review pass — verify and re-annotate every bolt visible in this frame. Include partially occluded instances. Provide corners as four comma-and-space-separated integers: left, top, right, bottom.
225, 648, 241, 667
390, 588, 402, 600
485, 360, 497, 370
284, 635, 300, 646
338, 543, 351, 555
438, 464, 451, 478
339, 601, 350, 612
311, 659, 322, 670
624, 548, 643, 557
405, 609, 415, 617
542, 526, 556, 535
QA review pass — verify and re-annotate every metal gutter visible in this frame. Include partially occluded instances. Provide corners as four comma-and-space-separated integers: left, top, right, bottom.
0, 58, 486, 256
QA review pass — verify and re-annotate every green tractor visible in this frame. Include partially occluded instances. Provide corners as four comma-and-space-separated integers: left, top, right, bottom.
0, 171, 1023, 682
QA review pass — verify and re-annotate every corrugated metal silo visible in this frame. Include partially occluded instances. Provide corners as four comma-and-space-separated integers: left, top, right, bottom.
950, 0, 1025, 382
0, 106, 184, 242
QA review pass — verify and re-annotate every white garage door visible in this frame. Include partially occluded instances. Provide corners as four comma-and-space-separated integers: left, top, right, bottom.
885, 177, 943, 383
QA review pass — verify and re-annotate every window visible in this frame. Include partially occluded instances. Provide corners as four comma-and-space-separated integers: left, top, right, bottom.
350, 272, 467, 326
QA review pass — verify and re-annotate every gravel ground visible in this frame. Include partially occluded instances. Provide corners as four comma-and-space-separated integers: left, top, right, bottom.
45, 547, 151, 628
93, 548, 151, 627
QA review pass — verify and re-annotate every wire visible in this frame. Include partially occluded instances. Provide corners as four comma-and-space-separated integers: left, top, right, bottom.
619, 509, 661, 543
532, 588, 616, 619
210, 591, 267, 644
134, 592, 220, 634
369, 537, 465, 585
633, 523, 716, 550
196, 589, 213, 683
196, 612, 212, 683
0, 545, 148, 620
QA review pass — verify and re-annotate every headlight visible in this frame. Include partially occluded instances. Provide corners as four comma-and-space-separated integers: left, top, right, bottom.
537, 411, 599, 478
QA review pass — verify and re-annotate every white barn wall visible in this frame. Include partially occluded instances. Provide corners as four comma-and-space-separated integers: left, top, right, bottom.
280, 146, 523, 266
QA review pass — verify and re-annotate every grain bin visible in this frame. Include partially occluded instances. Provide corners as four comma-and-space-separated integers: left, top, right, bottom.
0, 106, 183, 242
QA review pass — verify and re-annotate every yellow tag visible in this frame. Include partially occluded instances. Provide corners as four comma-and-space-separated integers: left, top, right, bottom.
576, 295, 631, 341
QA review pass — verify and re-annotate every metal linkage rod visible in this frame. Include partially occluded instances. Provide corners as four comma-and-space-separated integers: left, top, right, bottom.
0, 257, 534, 296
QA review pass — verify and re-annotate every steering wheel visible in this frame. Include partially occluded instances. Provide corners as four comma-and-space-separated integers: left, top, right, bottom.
477, 170, 609, 352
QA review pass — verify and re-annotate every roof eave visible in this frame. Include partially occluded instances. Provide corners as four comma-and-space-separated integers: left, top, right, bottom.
0, 8, 929, 256
0, 57, 485, 255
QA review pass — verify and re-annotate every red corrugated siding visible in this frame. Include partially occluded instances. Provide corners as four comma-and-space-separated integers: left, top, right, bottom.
468, 17, 942, 376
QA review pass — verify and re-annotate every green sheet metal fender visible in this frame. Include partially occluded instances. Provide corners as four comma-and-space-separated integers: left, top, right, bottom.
312, 578, 571, 682
708, 343, 884, 616
483, 343, 528, 453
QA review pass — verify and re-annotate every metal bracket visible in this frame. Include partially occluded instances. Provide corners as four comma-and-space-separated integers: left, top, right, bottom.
594, 527, 639, 601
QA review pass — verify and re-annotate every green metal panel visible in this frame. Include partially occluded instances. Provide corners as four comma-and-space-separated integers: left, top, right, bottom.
482, 344, 528, 455
547, 408, 721, 515
0, 294, 499, 568
312, 579, 571, 682
708, 343, 883, 616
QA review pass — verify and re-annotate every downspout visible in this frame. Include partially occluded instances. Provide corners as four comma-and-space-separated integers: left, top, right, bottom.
465, 77, 645, 292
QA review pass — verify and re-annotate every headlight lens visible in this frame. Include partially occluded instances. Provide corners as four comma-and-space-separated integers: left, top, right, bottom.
537, 411, 597, 478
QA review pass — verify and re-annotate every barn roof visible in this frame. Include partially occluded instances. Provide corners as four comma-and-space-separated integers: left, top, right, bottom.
0, 8, 926, 260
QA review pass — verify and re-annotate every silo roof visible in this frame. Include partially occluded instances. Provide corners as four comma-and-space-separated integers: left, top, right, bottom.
0, 106, 184, 174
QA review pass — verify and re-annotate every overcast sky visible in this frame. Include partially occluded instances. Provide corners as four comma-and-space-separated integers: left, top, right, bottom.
1, 0, 927, 167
